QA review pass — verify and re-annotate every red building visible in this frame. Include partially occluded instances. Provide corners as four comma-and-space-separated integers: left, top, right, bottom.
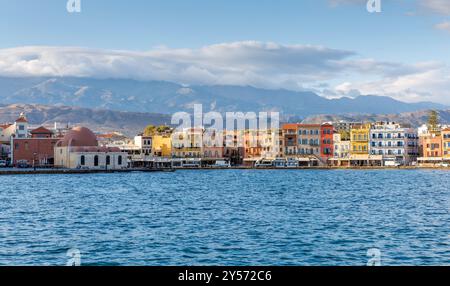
12, 126, 59, 167
320, 123, 334, 159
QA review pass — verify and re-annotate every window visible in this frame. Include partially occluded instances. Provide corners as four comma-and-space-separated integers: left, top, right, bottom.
80, 155, 85, 166
118, 155, 123, 165
94, 155, 99, 166
106, 155, 111, 166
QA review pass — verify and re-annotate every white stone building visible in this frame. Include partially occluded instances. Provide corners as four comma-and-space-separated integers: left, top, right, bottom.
369, 122, 419, 166
54, 126, 128, 170
0, 113, 29, 143
333, 133, 350, 159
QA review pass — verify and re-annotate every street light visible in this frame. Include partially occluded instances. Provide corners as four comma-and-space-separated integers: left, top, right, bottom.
33, 152, 37, 171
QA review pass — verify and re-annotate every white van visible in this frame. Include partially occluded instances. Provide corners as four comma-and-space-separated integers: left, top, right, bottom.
212, 160, 231, 168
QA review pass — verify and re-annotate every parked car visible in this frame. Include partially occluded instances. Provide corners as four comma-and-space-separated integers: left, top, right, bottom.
16, 160, 30, 169
0, 160, 7, 168
212, 160, 231, 168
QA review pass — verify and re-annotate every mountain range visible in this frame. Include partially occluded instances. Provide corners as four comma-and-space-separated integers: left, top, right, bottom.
0, 76, 446, 116
0, 104, 171, 136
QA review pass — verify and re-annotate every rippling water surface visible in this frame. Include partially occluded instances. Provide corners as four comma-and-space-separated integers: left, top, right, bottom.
0, 170, 449, 266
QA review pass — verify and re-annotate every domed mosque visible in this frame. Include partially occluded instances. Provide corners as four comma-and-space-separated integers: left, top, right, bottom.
54, 126, 128, 170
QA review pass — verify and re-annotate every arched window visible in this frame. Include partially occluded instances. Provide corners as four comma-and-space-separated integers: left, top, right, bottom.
106, 155, 111, 165
118, 155, 122, 165
80, 155, 85, 166
94, 155, 99, 166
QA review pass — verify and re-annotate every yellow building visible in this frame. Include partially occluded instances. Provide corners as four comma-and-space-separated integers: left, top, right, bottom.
152, 135, 172, 157
171, 128, 203, 158
350, 124, 371, 155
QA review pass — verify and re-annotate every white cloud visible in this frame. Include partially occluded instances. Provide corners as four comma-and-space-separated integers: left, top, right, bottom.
435, 21, 450, 31
0, 43, 357, 88
419, 0, 450, 15
0, 42, 449, 104
331, 66, 450, 104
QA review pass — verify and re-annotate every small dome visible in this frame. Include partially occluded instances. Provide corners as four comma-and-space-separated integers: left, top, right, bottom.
57, 126, 98, 147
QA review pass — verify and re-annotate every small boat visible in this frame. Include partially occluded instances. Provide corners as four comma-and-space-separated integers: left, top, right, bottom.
255, 159, 274, 168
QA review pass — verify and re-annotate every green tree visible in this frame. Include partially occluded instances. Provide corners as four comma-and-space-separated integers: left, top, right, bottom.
143, 125, 157, 136
156, 125, 171, 134
427, 110, 439, 132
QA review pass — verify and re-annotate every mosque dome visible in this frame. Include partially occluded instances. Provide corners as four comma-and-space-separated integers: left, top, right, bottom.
57, 126, 98, 147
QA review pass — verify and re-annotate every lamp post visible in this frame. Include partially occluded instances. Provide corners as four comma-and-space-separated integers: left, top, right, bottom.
33, 152, 37, 171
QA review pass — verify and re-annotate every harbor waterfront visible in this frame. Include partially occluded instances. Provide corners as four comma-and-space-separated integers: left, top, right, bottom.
1, 169, 449, 266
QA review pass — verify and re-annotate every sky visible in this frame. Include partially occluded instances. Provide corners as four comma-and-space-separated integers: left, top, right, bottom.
0, 0, 450, 104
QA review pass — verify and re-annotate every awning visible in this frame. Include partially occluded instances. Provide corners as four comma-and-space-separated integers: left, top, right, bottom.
417, 157, 443, 161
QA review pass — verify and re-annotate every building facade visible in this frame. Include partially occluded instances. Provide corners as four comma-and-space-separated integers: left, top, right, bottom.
443, 128, 450, 162
282, 124, 298, 156
0, 113, 29, 143
350, 124, 371, 156
418, 131, 442, 166
297, 124, 321, 156
54, 127, 127, 170
171, 128, 203, 158
11, 126, 58, 167
333, 133, 350, 159
369, 122, 419, 165
320, 123, 334, 159
152, 134, 172, 157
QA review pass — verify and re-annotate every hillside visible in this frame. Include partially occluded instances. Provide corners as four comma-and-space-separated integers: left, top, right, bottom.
0, 104, 171, 136
302, 110, 450, 127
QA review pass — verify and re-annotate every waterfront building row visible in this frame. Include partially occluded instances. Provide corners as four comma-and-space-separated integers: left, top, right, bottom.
1, 113, 450, 169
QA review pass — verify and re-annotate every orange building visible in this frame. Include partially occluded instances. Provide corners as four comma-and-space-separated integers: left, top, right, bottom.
320, 123, 334, 159
282, 123, 298, 156
421, 134, 442, 158
418, 131, 443, 166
